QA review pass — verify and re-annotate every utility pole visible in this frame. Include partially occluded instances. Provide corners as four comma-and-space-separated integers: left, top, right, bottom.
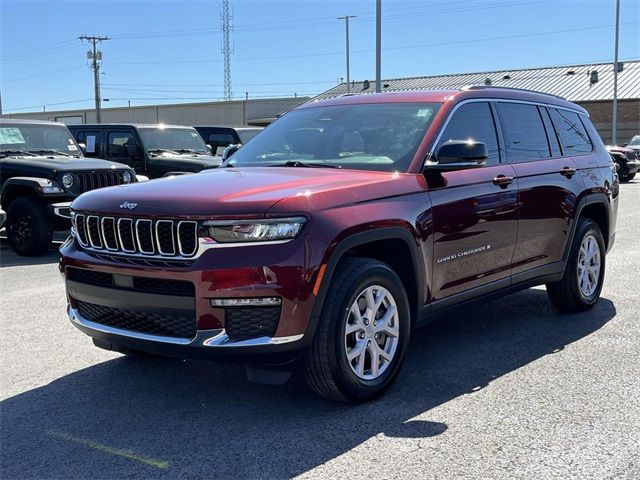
79, 34, 110, 123
337, 15, 357, 93
375, 0, 382, 93
612, 0, 620, 145
221, 0, 233, 101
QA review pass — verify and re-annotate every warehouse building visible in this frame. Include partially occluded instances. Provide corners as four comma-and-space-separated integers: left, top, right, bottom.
315, 60, 640, 144
1, 96, 309, 127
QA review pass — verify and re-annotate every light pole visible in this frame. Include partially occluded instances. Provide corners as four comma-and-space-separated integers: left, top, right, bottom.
337, 15, 357, 93
375, 0, 382, 93
612, 0, 620, 145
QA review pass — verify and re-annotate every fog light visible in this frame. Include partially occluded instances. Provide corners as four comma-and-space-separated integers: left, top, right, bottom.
210, 297, 282, 307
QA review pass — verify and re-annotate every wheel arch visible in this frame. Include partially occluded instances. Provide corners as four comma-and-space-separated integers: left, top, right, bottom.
565, 193, 611, 259
306, 227, 426, 343
1, 177, 49, 209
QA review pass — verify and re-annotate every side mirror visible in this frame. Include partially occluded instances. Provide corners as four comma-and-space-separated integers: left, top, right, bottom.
206, 144, 213, 155
78, 143, 87, 156
222, 144, 241, 161
125, 144, 142, 159
424, 141, 487, 172
622, 143, 627, 147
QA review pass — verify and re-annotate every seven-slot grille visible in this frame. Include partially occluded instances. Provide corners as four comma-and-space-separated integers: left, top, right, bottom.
74, 213, 199, 258
75, 171, 126, 194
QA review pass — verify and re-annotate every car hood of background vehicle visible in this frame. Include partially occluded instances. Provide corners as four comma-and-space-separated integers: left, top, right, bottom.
0, 156, 131, 175
149, 153, 221, 167
71, 167, 428, 217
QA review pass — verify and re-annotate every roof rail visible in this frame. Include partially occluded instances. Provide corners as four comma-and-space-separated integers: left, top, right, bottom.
460, 85, 566, 100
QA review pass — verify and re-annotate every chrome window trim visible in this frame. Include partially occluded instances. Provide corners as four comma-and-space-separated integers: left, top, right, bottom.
424, 97, 592, 168
117, 218, 136, 253
100, 217, 119, 251
155, 220, 176, 256
135, 219, 155, 255
86, 215, 103, 249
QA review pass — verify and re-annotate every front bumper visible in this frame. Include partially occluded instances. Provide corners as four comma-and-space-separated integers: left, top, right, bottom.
60, 236, 319, 362
625, 160, 640, 175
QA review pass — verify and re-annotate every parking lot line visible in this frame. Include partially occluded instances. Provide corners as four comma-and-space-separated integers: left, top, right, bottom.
46, 430, 169, 470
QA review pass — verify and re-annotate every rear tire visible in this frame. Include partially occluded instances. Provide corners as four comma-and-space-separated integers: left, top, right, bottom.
304, 257, 411, 402
546, 218, 605, 312
6, 197, 53, 256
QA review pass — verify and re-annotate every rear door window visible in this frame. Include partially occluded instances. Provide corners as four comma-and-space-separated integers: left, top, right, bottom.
436, 101, 501, 165
497, 102, 551, 162
107, 131, 136, 159
548, 108, 593, 156
75, 130, 102, 157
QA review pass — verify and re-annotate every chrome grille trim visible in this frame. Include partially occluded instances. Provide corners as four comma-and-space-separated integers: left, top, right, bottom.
74, 214, 200, 260
101, 217, 118, 251
86, 215, 103, 249
177, 221, 198, 257
135, 219, 155, 255
155, 220, 176, 256
75, 214, 89, 247
117, 218, 136, 253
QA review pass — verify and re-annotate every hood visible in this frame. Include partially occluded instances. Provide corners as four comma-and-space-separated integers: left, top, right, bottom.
148, 153, 222, 168
71, 167, 428, 218
0, 155, 131, 175
606, 145, 635, 154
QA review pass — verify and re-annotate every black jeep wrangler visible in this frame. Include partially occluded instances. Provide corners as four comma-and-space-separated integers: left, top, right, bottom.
0, 119, 136, 256
68, 123, 222, 178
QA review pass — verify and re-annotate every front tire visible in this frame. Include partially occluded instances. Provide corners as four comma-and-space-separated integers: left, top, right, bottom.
6, 197, 53, 256
546, 218, 605, 312
304, 258, 411, 402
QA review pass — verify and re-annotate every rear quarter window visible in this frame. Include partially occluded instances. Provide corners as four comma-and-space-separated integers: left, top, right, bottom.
549, 108, 593, 156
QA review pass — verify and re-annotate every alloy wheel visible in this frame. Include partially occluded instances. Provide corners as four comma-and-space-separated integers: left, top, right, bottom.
577, 234, 601, 298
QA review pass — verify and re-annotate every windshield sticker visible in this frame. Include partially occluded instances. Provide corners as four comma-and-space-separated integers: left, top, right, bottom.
68, 145, 78, 151
416, 109, 433, 118
86, 135, 96, 153
0, 127, 26, 145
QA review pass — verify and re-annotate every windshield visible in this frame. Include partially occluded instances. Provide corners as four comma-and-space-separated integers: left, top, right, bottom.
237, 128, 262, 143
138, 127, 209, 154
227, 102, 440, 172
628, 135, 640, 146
0, 124, 81, 155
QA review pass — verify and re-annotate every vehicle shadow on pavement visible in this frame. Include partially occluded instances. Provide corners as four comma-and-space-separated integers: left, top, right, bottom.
0, 241, 60, 267
0, 289, 616, 479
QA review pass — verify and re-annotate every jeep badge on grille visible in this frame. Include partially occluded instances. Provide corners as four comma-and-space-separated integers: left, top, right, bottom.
119, 201, 138, 210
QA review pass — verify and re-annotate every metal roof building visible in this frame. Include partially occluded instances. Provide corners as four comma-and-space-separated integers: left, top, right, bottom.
315, 60, 640, 102
314, 60, 640, 144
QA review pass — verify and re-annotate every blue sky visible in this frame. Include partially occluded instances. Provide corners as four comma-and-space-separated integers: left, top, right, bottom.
1, 0, 639, 113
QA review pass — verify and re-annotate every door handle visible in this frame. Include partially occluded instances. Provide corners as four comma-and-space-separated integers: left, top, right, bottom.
559, 166, 577, 177
493, 175, 514, 188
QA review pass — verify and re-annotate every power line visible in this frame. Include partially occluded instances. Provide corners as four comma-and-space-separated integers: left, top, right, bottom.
1, 66, 84, 83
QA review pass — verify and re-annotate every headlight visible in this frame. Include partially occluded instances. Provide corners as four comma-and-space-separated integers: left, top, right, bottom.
123, 171, 133, 184
62, 173, 74, 188
201, 217, 306, 243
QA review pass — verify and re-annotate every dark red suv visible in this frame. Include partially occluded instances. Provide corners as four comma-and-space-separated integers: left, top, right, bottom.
60, 87, 618, 402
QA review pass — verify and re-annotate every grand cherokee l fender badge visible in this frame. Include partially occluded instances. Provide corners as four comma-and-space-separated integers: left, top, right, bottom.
119, 201, 138, 210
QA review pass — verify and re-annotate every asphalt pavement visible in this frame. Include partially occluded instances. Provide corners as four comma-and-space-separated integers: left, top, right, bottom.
1, 182, 639, 480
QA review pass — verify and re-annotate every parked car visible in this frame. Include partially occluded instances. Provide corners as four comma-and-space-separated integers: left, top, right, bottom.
68, 124, 222, 178
606, 145, 639, 182
624, 134, 640, 156
0, 119, 136, 256
61, 87, 618, 402
194, 126, 262, 155
0, 206, 5, 229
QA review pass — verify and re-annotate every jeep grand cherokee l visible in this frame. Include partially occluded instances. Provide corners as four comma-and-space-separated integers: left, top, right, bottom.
0, 119, 135, 256
60, 87, 618, 402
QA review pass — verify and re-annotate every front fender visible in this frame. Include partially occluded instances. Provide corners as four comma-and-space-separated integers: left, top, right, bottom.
1, 176, 64, 204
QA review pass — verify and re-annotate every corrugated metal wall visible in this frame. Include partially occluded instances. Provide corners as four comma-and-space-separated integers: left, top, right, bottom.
3, 97, 308, 126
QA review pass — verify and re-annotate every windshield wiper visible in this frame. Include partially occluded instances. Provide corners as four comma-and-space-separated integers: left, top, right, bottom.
0, 149, 38, 157
274, 160, 341, 169
28, 149, 70, 157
